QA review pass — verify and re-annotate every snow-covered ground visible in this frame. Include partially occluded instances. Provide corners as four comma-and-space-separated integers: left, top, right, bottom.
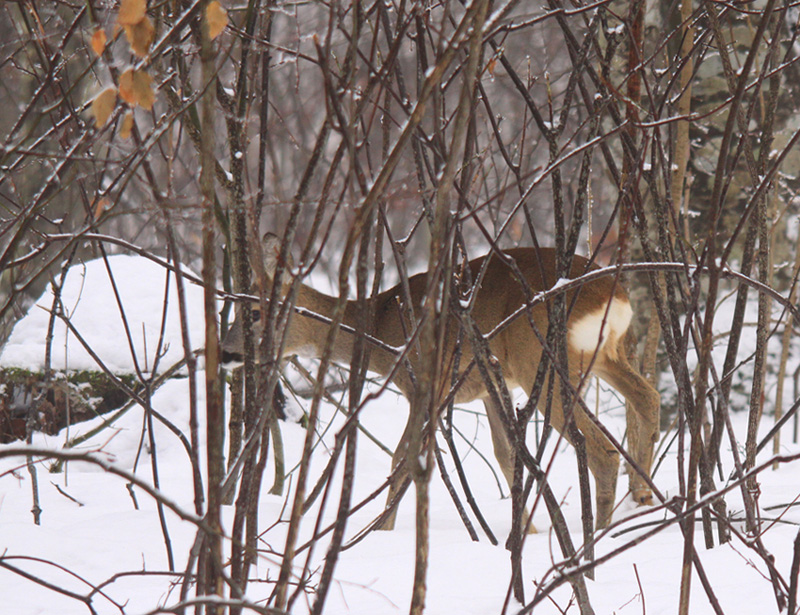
1, 254, 799, 614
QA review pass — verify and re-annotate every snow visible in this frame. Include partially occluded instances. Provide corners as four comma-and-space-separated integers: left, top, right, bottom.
1, 255, 800, 614
0, 255, 206, 374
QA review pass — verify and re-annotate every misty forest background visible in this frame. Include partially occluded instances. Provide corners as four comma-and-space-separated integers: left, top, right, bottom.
2, 0, 800, 613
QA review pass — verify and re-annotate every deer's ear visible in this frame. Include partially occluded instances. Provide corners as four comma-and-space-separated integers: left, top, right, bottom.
261, 233, 294, 277
262, 232, 281, 249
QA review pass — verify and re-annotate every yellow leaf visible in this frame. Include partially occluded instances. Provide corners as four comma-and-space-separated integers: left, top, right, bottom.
91, 87, 117, 128
124, 15, 155, 56
118, 0, 147, 26
120, 111, 135, 139
90, 28, 107, 56
133, 71, 154, 110
206, 1, 228, 39
119, 69, 136, 104
119, 69, 155, 110
93, 197, 111, 219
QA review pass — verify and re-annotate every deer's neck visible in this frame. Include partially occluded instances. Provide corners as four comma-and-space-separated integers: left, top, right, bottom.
286, 285, 388, 373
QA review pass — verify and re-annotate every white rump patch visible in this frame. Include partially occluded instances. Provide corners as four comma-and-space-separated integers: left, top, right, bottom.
568, 297, 632, 359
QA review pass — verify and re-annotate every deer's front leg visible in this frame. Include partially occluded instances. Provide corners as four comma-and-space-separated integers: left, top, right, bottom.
375, 411, 417, 531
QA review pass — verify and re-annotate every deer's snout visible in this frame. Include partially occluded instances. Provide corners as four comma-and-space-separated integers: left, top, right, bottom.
221, 349, 245, 367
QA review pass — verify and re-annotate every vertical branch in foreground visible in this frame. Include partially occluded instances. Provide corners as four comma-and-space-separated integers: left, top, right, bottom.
743, 163, 771, 539
226, 2, 271, 607
774, 237, 800, 465
199, 2, 225, 608
744, 8, 783, 535
224, 0, 263, 502
408, 2, 489, 613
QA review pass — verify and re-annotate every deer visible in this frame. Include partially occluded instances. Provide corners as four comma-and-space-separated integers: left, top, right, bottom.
221, 233, 661, 532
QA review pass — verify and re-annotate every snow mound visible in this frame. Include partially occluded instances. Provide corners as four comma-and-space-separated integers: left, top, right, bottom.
0, 254, 206, 374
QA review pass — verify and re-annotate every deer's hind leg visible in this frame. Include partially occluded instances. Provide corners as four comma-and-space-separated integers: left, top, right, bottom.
483, 398, 537, 533
593, 344, 660, 507
545, 371, 621, 530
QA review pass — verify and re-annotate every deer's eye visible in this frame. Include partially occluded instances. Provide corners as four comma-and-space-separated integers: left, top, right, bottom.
250, 309, 261, 322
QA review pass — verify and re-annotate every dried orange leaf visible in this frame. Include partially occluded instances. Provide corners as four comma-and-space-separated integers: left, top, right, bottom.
118, 69, 136, 104
132, 71, 155, 110
93, 197, 110, 219
90, 28, 107, 56
124, 15, 155, 56
120, 111, 135, 139
118, 0, 147, 26
206, 1, 228, 39
91, 87, 117, 128
119, 69, 154, 110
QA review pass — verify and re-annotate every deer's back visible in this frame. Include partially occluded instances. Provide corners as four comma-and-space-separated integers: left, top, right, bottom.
369, 247, 629, 400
